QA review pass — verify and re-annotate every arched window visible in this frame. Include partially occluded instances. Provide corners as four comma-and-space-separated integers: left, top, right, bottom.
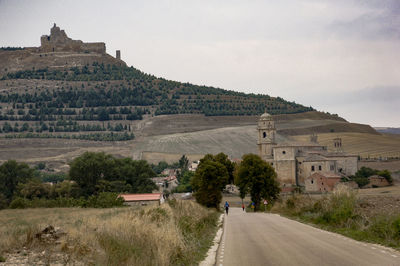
263, 132, 267, 138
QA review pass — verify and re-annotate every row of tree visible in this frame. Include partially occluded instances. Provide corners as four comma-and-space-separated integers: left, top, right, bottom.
0, 121, 133, 133
191, 153, 280, 211
1, 64, 314, 118
0, 152, 156, 208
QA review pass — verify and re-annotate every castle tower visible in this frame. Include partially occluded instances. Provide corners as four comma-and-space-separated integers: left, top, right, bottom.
116, 50, 121, 60
257, 112, 276, 159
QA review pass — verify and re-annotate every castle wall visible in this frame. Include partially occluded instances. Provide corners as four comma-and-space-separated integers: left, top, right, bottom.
81, 43, 106, 54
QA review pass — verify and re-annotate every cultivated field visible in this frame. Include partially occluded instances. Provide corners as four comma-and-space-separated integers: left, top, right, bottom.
0, 113, 398, 170
291, 132, 400, 159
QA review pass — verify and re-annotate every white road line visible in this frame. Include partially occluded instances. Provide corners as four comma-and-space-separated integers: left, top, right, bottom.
380, 250, 387, 254
391, 255, 397, 258
371, 247, 376, 250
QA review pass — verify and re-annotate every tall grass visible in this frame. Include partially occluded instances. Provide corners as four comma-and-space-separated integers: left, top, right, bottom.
272, 185, 400, 249
0, 200, 218, 265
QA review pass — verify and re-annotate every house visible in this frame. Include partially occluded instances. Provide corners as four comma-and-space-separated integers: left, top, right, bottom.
189, 161, 199, 172
119, 193, 164, 206
364, 175, 390, 188
161, 168, 178, 176
305, 172, 342, 193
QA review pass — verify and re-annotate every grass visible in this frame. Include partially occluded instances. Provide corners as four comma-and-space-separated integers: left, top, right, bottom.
0, 200, 219, 265
272, 185, 400, 250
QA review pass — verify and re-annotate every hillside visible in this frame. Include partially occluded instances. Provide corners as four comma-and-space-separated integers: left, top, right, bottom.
0, 24, 362, 142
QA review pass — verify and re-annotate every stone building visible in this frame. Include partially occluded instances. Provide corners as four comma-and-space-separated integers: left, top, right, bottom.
39, 23, 106, 54
304, 172, 342, 193
257, 112, 358, 189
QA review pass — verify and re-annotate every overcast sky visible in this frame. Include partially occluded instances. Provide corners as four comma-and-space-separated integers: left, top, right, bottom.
0, 0, 399, 127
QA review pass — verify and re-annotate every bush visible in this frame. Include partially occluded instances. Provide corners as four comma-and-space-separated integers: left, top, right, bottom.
86, 192, 125, 208
317, 185, 357, 225
9, 197, 30, 209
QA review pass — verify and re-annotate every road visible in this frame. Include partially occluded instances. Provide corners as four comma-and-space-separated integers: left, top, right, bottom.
217, 208, 400, 266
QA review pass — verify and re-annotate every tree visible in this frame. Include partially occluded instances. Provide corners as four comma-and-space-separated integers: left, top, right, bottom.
0, 160, 34, 200
178, 154, 189, 172
69, 152, 115, 196
377, 170, 393, 185
214, 152, 235, 184
174, 171, 194, 193
235, 154, 280, 211
113, 158, 157, 193
191, 158, 228, 209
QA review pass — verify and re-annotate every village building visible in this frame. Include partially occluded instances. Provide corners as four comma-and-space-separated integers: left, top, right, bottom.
257, 112, 358, 191
119, 193, 164, 206
189, 161, 199, 172
364, 175, 390, 188
304, 172, 342, 193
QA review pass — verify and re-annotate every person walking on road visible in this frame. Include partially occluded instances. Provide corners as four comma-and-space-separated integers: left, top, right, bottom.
225, 201, 230, 215
242, 203, 245, 212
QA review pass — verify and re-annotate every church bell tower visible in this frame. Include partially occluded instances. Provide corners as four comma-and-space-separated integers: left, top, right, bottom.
257, 112, 276, 160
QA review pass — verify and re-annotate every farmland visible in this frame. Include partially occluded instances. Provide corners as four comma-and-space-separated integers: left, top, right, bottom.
291, 132, 400, 159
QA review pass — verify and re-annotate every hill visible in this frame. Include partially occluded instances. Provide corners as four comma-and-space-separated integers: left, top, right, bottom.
0, 24, 352, 142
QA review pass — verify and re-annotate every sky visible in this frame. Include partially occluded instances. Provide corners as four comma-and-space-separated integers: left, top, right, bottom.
0, 0, 399, 127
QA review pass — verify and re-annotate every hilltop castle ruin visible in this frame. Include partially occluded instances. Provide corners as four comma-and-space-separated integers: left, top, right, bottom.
0, 24, 125, 75
40, 23, 106, 54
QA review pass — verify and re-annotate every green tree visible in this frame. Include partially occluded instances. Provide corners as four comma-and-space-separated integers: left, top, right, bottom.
113, 158, 156, 193
214, 152, 235, 184
377, 170, 393, 185
16, 180, 52, 199
191, 158, 228, 209
0, 160, 34, 200
174, 171, 194, 193
178, 154, 189, 172
69, 152, 115, 196
235, 154, 280, 211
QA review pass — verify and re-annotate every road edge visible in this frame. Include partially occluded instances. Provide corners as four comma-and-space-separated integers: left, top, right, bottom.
199, 213, 224, 266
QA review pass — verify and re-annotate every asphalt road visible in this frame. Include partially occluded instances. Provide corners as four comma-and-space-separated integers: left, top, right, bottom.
217, 208, 400, 266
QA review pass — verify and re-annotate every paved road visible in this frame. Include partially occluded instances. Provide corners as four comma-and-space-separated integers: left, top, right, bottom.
217, 208, 400, 266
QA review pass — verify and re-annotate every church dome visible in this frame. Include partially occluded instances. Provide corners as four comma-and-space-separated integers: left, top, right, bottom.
260, 112, 272, 119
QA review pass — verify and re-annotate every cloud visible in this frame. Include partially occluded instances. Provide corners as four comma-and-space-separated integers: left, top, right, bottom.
327, 0, 400, 40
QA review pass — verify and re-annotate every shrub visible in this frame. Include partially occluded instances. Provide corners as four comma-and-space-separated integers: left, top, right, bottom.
317, 185, 357, 225
9, 197, 30, 209
86, 192, 124, 208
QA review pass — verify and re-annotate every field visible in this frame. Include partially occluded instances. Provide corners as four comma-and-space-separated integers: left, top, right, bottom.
0, 112, 399, 171
0, 200, 219, 265
291, 132, 400, 159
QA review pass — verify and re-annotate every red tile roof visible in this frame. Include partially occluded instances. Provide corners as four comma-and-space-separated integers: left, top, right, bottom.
119, 193, 161, 202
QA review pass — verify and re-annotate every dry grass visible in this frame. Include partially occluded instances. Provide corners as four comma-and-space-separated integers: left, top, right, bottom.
291, 132, 400, 159
0, 200, 218, 265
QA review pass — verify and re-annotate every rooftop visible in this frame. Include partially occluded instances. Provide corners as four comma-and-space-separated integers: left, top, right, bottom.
119, 193, 162, 202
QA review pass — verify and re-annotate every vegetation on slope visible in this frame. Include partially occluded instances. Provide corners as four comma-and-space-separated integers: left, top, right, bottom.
272, 185, 400, 249
0, 63, 314, 120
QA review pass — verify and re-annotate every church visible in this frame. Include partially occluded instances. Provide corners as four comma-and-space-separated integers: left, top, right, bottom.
257, 112, 358, 189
